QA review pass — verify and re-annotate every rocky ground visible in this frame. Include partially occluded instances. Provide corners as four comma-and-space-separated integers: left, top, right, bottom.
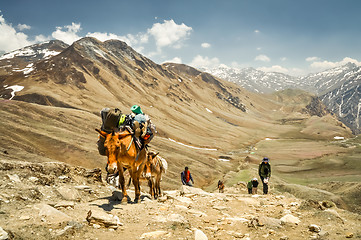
0, 159, 360, 240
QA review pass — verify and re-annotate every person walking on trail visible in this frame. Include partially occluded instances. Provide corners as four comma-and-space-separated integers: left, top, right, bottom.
218, 180, 225, 193
259, 157, 271, 194
247, 178, 259, 194
181, 167, 194, 186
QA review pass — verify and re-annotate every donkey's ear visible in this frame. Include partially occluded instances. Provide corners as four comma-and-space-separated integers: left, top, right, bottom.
95, 128, 107, 137
154, 152, 160, 157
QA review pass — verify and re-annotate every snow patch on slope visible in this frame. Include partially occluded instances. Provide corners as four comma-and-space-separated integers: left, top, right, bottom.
5, 85, 24, 100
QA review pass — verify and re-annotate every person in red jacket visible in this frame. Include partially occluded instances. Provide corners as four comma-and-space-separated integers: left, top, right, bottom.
181, 167, 194, 186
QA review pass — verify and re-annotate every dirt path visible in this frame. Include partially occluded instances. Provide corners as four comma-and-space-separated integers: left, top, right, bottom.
0, 159, 360, 240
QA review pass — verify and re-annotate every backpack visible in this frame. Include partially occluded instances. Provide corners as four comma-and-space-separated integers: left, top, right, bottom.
132, 114, 156, 144
100, 108, 124, 133
97, 108, 124, 156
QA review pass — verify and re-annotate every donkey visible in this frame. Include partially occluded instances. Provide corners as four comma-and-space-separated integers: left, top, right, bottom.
95, 128, 147, 203
126, 167, 155, 199
144, 151, 167, 199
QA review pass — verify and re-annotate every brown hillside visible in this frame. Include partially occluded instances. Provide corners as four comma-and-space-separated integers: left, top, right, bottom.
0, 38, 359, 214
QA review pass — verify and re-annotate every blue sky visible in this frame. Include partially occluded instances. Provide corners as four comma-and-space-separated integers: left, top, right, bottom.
1, 0, 361, 76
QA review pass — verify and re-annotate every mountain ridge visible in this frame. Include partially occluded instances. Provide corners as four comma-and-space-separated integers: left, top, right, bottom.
204, 63, 361, 134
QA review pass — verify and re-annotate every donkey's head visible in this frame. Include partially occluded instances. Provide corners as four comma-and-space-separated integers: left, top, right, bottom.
144, 151, 159, 178
96, 129, 121, 174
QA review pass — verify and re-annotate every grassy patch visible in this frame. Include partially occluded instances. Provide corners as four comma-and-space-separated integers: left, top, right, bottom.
225, 169, 253, 186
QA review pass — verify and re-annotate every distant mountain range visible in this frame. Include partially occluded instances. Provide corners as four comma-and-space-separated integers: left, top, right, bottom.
203, 63, 361, 134
0, 37, 356, 137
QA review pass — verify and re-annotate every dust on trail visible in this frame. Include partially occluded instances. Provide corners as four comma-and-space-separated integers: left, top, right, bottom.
0, 159, 360, 240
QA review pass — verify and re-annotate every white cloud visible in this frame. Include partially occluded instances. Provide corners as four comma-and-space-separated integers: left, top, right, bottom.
256, 47, 261, 51
86, 32, 121, 42
280, 57, 287, 61
306, 56, 320, 62
17, 23, 31, 31
257, 65, 288, 74
201, 42, 211, 48
147, 19, 192, 50
0, 15, 32, 52
254, 29, 260, 33
51, 22, 82, 45
34, 34, 50, 43
310, 57, 361, 70
255, 54, 270, 62
189, 55, 220, 69
163, 57, 182, 64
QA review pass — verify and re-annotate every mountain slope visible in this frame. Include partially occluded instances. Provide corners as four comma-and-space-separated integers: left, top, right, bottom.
0, 37, 354, 191
202, 66, 300, 94
205, 63, 361, 134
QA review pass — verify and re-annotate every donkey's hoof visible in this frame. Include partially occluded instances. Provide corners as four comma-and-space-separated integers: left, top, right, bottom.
120, 196, 129, 205
134, 197, 140, 203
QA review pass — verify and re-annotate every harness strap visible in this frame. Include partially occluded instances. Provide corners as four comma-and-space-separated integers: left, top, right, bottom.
127, 137, 133, 151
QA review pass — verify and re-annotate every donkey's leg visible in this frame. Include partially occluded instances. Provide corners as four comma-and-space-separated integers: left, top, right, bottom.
127, 169, 132, 189
155, 175, 161, 198
132, 172, 141, 203
118, 165, 128, 202
147, 178, 154, 199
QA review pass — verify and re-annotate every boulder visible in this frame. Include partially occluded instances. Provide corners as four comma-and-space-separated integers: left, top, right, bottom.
86, 209, 123, 229
195, 229, 208, 240
0, 227, 8, 240
308, 224, 321, 233
167, 213, 187, 224
280, 214, 300, 225
140, 230, 168, 239
258, 216, 282, 228
54, 201, 75, 209
345, 232, 354, 238
7, 174, 21, 183
36, 204, 72, 223
56, 186, 80, 201
180, 186, 211, 196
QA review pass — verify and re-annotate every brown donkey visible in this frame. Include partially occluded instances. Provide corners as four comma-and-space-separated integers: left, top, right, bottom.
144, 151, 167, 199
96, 128, 147, 203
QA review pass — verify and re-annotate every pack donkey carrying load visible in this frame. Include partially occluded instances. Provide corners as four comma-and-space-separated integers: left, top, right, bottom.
95, 106, 157, 203
97, 106, 156, 156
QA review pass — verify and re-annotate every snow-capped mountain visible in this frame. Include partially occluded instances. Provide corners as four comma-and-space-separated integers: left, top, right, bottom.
202, 65, 301, 94
0, 40, 68, 62
204, 63, 361, 134
318, 66, 361, 134
300, 63, 361, 95
0, 40, 69, 78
